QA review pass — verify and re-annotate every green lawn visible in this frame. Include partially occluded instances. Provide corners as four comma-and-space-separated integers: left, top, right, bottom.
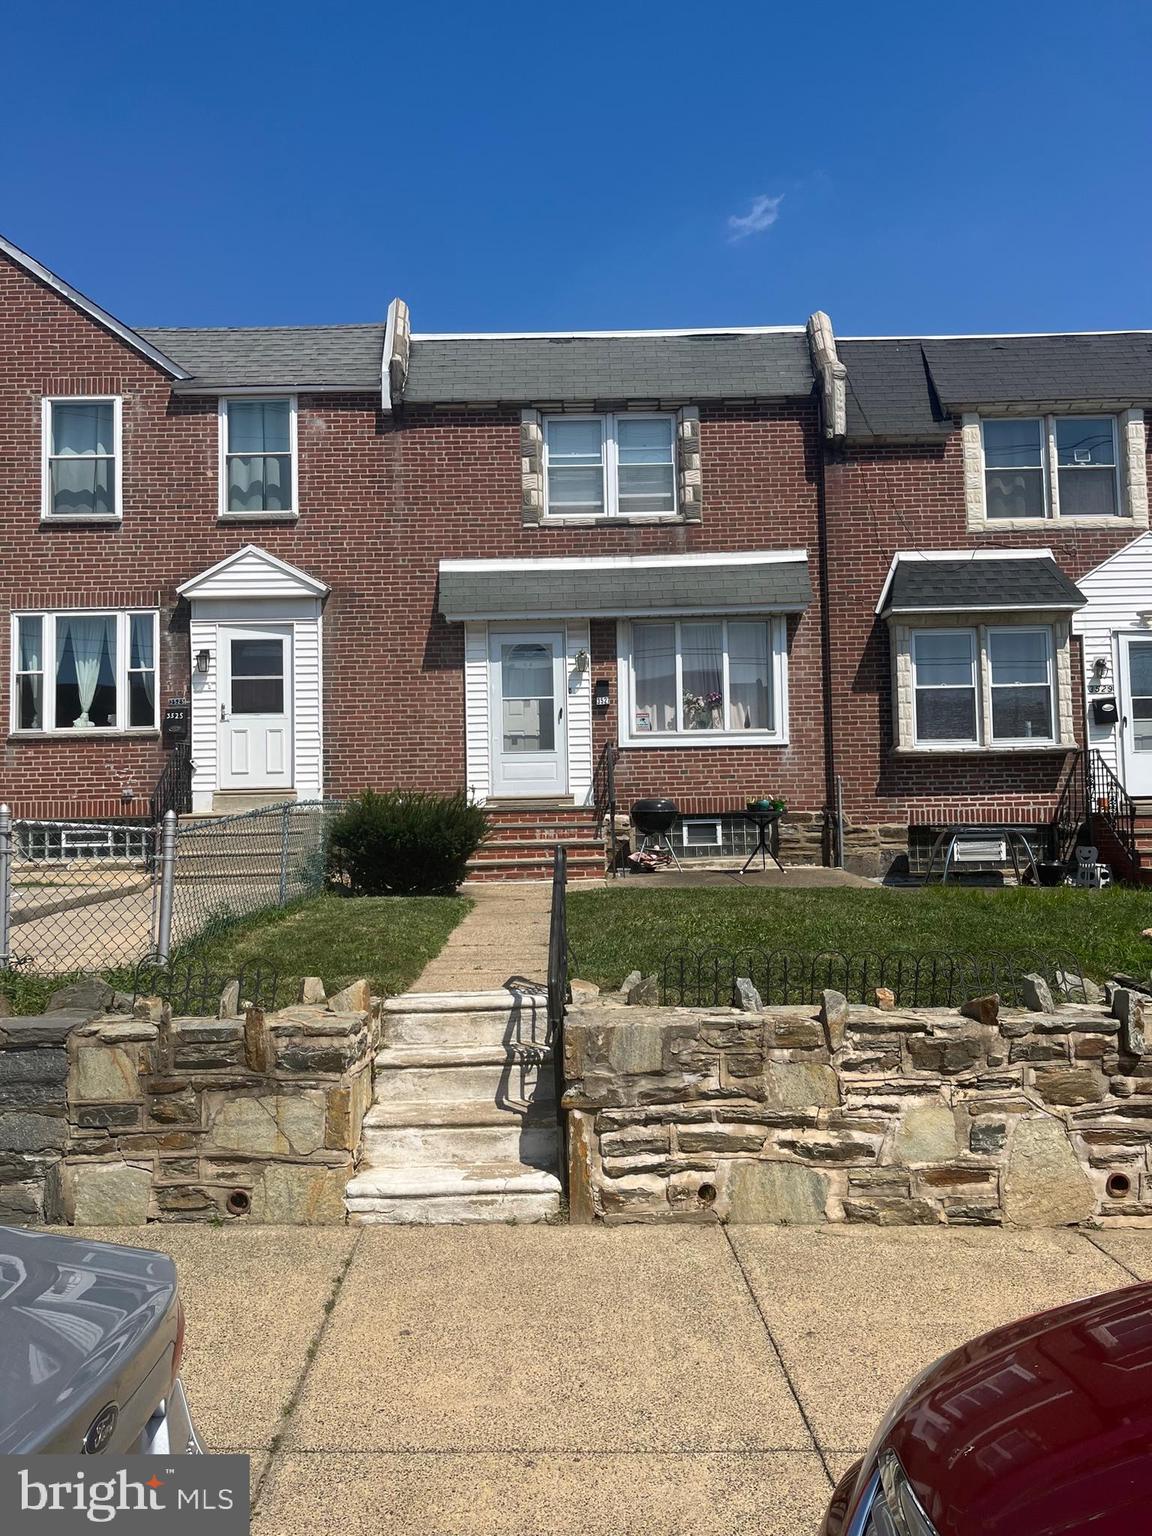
0, 892, 471, 1015
567, 884, 1152, 989
177, 893, 471, 999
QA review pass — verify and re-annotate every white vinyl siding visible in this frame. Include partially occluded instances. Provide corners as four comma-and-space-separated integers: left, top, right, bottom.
41, 397, 122, 521
1073, 532, 1152, 780
543, 413, 677, 521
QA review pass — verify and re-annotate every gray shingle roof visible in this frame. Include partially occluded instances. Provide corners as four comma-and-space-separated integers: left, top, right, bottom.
882, 556, 1086, 615
841, 332, 1152, 442
405, 332, 815, 404
439, 553, 812, 621
137, 325, 386, 389
839, 339, 949, 441
922, 334, 1152, 407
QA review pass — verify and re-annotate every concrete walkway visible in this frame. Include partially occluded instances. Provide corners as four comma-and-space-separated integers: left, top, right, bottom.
64, 1222, 1152, 1535
412, 883, 553, 991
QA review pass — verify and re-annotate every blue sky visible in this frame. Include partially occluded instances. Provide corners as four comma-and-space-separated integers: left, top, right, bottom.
4, 1, 1150, 335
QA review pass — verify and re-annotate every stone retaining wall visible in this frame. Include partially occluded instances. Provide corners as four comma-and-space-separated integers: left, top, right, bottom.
563, 983, 1152, 1227
0, 978, 378, 1225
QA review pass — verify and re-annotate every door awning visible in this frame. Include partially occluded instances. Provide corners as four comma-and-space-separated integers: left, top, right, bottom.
438, 550, 811, 622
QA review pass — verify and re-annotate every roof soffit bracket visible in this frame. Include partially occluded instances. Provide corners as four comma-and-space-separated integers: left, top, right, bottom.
806, 311, 847, 442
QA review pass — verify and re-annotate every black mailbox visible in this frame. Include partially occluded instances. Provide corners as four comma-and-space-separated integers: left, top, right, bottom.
1091, 695, 1118, 726
163, 697, 190, 739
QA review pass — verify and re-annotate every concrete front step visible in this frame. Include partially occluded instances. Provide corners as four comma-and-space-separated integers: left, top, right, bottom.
347, 1191, 560, 1224
346, 1164, 562, 1223
361, 1120, 559, 1167
363, 1098, 556, 1129
382, 990, 545, 1012
373, 1055, 552, 1104
383, 1009, 548, 1049
375, 1043, 551, 1071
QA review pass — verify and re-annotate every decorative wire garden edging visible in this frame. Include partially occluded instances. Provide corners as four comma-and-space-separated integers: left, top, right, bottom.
659, 947, 1091, 1009
131, 954, 286, 1013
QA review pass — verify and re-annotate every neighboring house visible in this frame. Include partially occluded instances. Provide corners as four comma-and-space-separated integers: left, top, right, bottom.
2, 231, 1150, 878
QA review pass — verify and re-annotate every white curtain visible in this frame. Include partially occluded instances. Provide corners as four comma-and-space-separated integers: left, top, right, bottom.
60, 616, 111, 727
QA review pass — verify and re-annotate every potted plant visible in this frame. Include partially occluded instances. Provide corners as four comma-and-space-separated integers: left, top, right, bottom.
746, 795, 787, 812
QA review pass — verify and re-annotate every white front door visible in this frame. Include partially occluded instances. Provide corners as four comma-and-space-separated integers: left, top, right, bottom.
218, 625, 293, 790
489, 628, 568, 797
1118, 634, 1152, 796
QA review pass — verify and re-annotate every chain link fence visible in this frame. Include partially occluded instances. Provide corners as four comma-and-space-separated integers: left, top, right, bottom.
0, 801, 342, 977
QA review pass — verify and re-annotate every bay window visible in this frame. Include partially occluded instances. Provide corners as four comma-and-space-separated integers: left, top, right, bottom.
220, 397, 296, 516
909, 625, 1055, 748
621, 616, 786, 744
42, 397, 121, 520
544, 413, 676, 519
982, 415, 1119, 520
11, 611, 158, 733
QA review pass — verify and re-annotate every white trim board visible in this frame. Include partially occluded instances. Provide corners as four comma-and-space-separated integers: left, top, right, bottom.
441, 549, 808, 576
0, 235, 189, 378
179, 544, 328, 599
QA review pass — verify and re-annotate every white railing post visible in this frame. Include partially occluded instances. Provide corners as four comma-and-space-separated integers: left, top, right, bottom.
0, 806, 11, 970
155, 809, 178, 963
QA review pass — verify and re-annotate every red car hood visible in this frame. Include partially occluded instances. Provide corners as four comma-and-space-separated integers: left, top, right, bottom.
880, 1280, 1152, 1536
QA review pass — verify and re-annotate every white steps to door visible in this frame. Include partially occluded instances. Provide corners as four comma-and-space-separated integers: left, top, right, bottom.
346, 988, 563, 1225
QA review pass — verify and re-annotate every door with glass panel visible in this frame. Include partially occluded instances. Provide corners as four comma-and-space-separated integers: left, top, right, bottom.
218, 626, 293, 790
1119, 636, 1152, 797
488, 630, 567, 797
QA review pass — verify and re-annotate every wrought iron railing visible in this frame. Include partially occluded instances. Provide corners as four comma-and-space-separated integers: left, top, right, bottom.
1050, 748, 1086, 862
131, 954, 285, 1012
546, 844, 569, 1192
660, 946, 1090, 1009
151, 741, 193, 824
1085, 748, 1139, 874
592, 742, 619, 874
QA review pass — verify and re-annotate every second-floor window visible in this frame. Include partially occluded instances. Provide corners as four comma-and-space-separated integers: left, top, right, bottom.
544, 413, 676, 519
220, 397, 296, 516
42, 397, 121, 520
982, 416, 1120, 520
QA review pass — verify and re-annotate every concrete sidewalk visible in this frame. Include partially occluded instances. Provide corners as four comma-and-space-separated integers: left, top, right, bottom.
66, 1223, 1152, 1534
411, 883, 553, 991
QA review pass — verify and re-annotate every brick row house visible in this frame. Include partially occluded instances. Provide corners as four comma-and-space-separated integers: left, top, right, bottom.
2, 233, 1151, 879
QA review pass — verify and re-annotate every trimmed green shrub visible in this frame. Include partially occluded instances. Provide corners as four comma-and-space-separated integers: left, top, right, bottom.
326, 790, 489, 895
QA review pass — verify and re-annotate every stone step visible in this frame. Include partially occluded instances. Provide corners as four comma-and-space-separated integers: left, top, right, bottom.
372, 1058, 552, 1103
348, 1162, 561, 1197
361, 1120, 559, 1167
347, 1191, 561, 1224
382, 990, 546, 1013
363, 1098, 555, 1130
375, 1043, 552, 1071
383, 1009, 549, 1049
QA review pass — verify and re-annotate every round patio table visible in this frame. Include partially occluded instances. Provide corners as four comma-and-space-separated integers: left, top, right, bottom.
738, 808, 786, 873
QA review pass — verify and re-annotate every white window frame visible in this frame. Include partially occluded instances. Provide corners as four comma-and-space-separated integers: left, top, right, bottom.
543, 411, 678, 522
617, 615, 788, 747
218, 395, 299, 520
986, 625, 1055, 747
41, 396, 123, 522
681, 818, 722, 848
10, 609, 159, 735
908, 624, 1057, 749
979, 414, 1122, 523
911, 628, 979, 748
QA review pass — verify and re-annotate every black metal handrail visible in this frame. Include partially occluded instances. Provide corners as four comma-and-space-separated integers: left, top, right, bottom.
592, 742, 619, 873
150, 740, 193, 824
1086, 747, 1139, 873
1050, 748, 1086, 862
546, 844, 569, 1193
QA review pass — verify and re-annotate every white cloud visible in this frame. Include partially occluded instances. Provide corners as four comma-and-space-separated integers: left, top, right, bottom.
727, 193, 784, 242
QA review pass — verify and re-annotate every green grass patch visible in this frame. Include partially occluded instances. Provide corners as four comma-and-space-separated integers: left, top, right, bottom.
567, 884, 1152, 989
175, 892, 472, 999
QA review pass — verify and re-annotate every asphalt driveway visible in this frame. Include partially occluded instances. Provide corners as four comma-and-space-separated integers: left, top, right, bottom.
66, 1222, 1152, 1535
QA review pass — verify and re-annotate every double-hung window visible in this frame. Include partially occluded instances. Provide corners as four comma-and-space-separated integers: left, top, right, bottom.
544, 413, 676, 519
220, 397, 297, 517
910, 626, 1054, 747
12, 611, 158, 733
622, 617, 785, 744
42, 397, 121, 520
982, 416, 1120, 520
